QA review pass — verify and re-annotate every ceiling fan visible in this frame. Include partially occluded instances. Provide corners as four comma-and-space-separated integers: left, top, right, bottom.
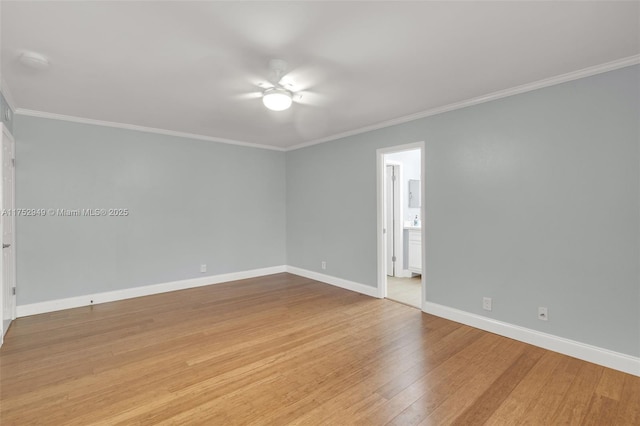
254, 59, 309, 112
235, 58, 324, 113
258, 59, 294, 111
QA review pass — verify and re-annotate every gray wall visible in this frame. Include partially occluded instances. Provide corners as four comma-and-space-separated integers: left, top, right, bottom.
14, 116, 286, 304
286, 65, 639, 357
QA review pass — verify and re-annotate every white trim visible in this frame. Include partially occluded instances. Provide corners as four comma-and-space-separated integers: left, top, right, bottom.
16, 265, 286, 317
0, 78, 17, 113
14, 109, 286, 152
376, 149, 385, 298
287, 55, 640, 151
420, 145, 426, 311
424, 301, 640, 377
285, 266, 380, 298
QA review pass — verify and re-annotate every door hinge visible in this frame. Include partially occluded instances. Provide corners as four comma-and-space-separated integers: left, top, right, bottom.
392, 256, 396, 262
12, 287, 16, 295
12, 158, 15, 167
391, 174, 396, 181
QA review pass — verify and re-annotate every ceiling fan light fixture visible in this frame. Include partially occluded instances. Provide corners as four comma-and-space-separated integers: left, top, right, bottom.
262, 87, 292, 111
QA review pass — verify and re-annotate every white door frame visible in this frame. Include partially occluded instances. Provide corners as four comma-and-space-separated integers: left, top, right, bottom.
376, 141, 425, 310
1, 124, 16, 346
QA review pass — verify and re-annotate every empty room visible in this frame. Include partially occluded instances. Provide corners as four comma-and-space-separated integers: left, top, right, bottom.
0, 1, 639, 424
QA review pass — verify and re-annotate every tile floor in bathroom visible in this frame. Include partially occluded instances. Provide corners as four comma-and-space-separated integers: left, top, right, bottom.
386, 275, 421, 308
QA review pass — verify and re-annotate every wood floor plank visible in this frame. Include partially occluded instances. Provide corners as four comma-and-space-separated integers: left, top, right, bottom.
386, 335, 522, 426
616, 374, 640, 425
351, 326, 486, 426
549, 362, 604, 425
484, 350, 564, 424
247, 315, 440, 425
415, 337, 530, 425
448, 345, 546, 425
513, 354, 582, 424
1, 272, 637, 425
580, 367, 627, 425
583, 395, 620, 426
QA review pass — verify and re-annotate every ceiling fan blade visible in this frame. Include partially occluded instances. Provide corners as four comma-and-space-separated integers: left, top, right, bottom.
278, 78, 295, 91
292, 91, 327, 107
233, 92, 263, 101
256, 81, 275, 90
282, 64, 325, 92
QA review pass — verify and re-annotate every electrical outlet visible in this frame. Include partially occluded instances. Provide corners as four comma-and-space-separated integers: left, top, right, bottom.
200, 264, 207, 273
483, 297, 492, 311
538, 307, 548, 321
321, 261, 326, 270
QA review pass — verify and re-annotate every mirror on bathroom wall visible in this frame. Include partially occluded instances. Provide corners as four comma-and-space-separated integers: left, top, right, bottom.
408, 179, 420, 208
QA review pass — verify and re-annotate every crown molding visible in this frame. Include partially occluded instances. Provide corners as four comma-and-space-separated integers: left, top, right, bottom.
0, 77, 18, 112
10, 55, 639, 152
286, 54, 640, 151
14, 109, 287, 152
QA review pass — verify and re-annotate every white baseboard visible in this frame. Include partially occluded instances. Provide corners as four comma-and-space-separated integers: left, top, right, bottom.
16, 265, 286, 317
424, 301, 640, 377
285, 266, 380, 298
14, 266, 638, 377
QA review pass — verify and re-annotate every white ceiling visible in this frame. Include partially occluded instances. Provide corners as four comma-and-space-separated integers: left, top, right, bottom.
1, 1, 639, 150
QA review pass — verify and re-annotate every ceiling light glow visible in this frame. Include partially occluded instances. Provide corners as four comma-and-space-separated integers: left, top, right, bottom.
262, 88, 292, 111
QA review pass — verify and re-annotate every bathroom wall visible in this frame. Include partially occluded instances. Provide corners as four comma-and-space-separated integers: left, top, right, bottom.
385, 148, 421, 223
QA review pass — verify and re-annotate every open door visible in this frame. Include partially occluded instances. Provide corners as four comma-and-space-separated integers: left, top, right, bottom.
1, 124, 16, 343
385, 164, 400, 277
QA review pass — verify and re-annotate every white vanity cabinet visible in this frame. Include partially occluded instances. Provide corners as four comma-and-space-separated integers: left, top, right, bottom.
407, 228, 422, 274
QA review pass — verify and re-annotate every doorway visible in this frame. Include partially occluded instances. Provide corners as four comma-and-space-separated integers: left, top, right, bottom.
377, 142, 425, 310
1, 124, 16, 343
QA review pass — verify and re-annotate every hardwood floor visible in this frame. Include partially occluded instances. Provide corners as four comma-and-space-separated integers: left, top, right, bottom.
1, 273, 638, 425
